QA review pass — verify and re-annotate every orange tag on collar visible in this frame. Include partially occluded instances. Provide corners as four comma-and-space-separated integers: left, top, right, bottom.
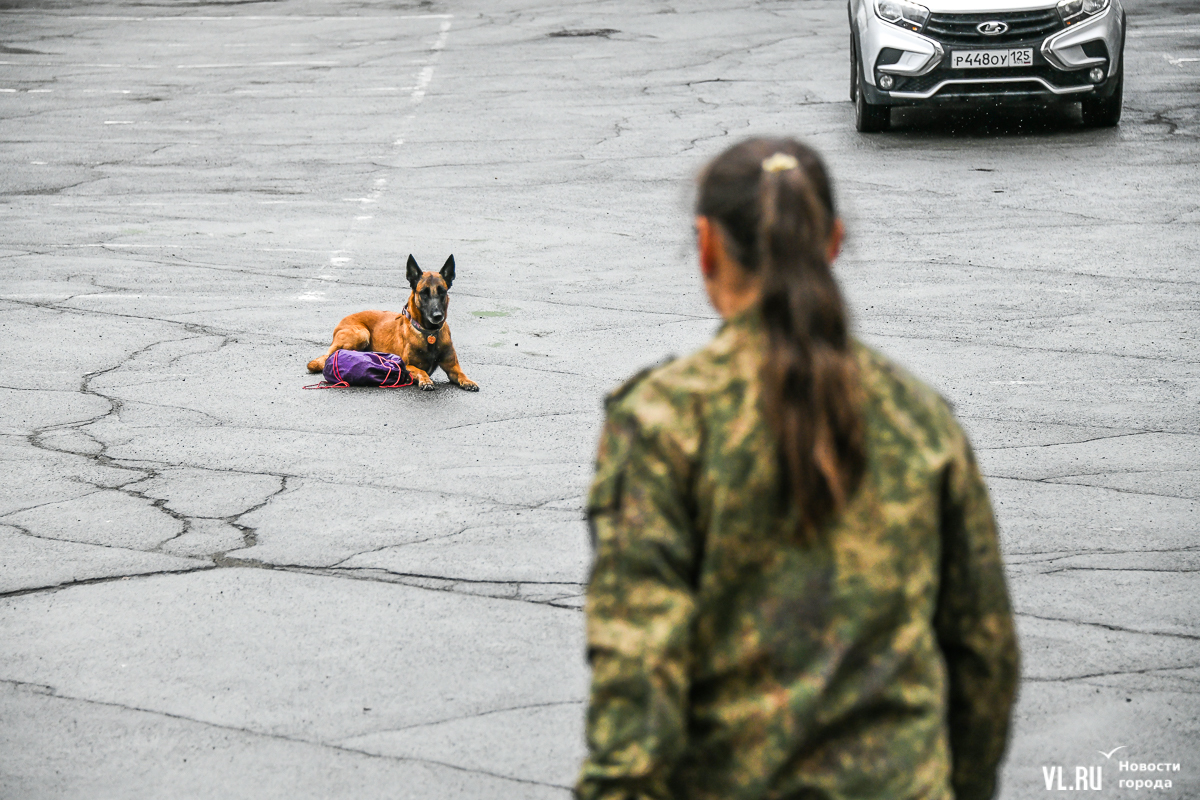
427, 335, 436, 344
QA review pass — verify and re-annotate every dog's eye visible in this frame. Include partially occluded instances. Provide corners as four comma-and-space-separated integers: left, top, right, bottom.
420, 288, 430, 297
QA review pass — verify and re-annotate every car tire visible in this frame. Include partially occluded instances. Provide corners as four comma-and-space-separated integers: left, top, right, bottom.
854, 48, 891, 133
850, 34, 858, 102
1081, 58, 1123, 128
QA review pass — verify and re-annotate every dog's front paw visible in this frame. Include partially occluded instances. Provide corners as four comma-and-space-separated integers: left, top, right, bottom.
458, 379, 479, 392
419, 380, 436, 391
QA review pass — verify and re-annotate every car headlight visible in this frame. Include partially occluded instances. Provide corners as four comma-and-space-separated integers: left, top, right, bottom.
874, 0, 930, 32
1057, 0, 1109, 24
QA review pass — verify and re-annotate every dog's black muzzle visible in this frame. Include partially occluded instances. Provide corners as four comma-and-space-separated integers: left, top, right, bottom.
418, 298, 447, 329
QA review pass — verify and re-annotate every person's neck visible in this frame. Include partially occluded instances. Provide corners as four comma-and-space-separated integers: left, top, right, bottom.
715, 285, 760, 319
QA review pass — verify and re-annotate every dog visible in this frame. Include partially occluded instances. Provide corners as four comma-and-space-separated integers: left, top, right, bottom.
306, 254, 479, 392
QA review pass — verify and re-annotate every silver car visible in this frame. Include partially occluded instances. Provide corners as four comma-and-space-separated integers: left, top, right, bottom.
849, 0, 1126, 131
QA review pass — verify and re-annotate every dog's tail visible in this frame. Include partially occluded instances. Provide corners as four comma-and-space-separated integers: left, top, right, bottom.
307, 356, 325, 373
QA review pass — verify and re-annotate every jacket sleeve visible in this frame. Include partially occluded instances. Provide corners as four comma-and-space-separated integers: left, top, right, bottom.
576, 400, 698, 800
934, 430, 1020, 800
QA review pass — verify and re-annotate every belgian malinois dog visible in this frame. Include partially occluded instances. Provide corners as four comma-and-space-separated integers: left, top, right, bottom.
306, 255, 479, 392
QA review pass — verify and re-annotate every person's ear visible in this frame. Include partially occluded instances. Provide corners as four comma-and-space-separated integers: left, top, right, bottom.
826, 218, 846, 266
696, 216, 718, 280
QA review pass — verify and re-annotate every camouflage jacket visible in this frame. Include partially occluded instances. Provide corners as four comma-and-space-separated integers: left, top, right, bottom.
577, 309, 1018, 800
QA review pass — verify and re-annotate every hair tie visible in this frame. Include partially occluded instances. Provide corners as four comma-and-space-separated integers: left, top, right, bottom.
762, 153, 799, 173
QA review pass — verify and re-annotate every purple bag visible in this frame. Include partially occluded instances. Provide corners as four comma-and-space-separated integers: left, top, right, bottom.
305, 350, 413, 389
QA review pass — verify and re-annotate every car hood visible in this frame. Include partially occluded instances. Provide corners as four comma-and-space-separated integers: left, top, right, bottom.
921, 0, 1059, 11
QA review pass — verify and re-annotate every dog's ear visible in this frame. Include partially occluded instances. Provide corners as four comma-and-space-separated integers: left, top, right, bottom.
440, 255, 455, 289
406, 255, 421, 291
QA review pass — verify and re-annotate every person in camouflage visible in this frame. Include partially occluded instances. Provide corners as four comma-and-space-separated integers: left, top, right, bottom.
577, 138, 1018, 800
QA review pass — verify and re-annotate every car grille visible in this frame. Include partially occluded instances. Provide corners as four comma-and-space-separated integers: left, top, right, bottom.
924, 9, 1065, 46
895, 64, 1094, 94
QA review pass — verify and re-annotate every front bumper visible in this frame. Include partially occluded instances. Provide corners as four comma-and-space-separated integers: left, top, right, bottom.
853, 0, 1124, 105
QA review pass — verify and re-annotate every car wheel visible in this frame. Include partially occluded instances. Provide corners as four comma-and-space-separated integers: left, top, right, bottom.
850, 35, 858, 102
1081, 58, 1123, 128
854, 49, 891, 133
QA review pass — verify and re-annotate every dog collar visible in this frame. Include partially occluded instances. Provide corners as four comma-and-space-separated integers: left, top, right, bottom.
402, 306, 441, 344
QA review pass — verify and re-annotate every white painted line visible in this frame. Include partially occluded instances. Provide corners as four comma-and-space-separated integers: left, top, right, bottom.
0, 62, 157, 68
323, 16, 451, 274
0, 88, 15, 92
1164, 55, 1200, 66
28, 89, 52, 93
1129, 27, 1200, 37
2, 61, 348, 69
432, 20, 451, 51
176, 61, 339, 69
30, 161, 46, 165
988, 379, 1176, 383
49, 202, 227, 208
411, 65, 434, 102
104, 120, 134, 124
0, 13, 455, 20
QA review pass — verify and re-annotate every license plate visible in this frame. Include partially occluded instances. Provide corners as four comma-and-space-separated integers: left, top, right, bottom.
951, 48, 1033, 69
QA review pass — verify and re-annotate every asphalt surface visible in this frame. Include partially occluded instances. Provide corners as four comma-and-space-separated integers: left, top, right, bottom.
1, 0, 1198, 797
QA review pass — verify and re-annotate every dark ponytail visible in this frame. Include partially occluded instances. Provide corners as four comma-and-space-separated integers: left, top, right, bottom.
697, 138, 865, 540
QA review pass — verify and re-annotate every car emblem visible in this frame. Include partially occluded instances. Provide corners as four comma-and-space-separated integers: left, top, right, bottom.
977, 21, 1009, 35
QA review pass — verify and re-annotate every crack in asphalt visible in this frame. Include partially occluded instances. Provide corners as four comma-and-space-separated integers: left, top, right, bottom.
957, 412, 1162, 437
975, 430, 1164, 452
3, 11, 1197, 783
866, 327, 1200, 366
0, 678, 573, 791
1016, 611, 1200, 642
0, 563, 216, 599
1040, 565, 1200, 574
0, 490, 105, 521
305, 566, 586, 609
918, 251, 1200, 288
327, 527, 476, 567
1, 294, 324, 348
440, 410, 589, 432
1024, 664, 1200, 684
1006, 544, 1200, 561
5, 332, 327, 592
6, 349, 586, 608
988, 473, 1200, 502
338, 698, 585, 737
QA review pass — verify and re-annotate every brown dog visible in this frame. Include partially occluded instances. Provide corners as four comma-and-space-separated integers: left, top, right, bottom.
306, 255, 478, 392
